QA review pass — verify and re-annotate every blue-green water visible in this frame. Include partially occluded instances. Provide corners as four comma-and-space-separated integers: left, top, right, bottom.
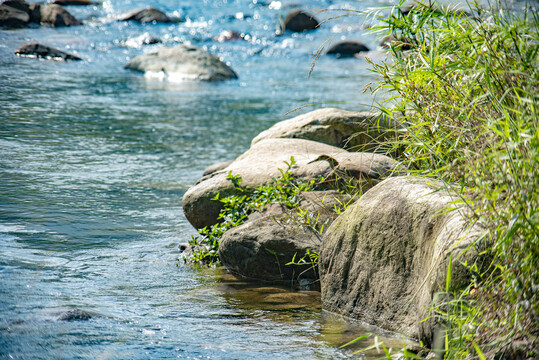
0, 0, 430, 358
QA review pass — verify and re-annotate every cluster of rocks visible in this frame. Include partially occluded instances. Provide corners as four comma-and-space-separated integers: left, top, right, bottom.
182, 107, 483, 346
0, 0, 81, 28
3, 0, 414, 66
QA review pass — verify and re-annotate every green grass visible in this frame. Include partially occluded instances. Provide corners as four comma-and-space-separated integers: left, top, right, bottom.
349, 0, 538, 358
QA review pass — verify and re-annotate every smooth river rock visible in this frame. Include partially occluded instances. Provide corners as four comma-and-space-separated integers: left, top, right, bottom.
124, 45, 238, 82
319, 177, 483, 346
38, 4, 82, 26
182, 138, 401, 229
282, 10, 318, 32
327, 41, 369, 57
15, 43, 82, 61
1, 0, 81, 27
251, 108, 400, 152
118, 7, 177, 23
219, 190, 350, 283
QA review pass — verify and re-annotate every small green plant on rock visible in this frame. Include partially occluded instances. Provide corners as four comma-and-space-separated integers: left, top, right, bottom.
183, 157, 324, 265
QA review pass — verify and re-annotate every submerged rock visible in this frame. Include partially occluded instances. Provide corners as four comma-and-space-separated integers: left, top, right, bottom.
58, 309, 92, 321
182, 138, 400, 230
251, 108, 400, 152
15, 43, 82, 61
327, 41, 369, 57
319, 177, 483, 346
124, 45, 238, 82
118, 7, 177, 23
282, 10, 318, 32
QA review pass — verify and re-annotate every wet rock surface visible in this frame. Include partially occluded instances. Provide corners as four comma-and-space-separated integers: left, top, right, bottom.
327, 41, 369, 57
15, 43, 82, 61
58, 309, 92, 321
118, 7, 177, 23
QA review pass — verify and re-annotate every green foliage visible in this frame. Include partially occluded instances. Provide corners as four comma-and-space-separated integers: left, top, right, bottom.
185, 157, 321, 265
286, 248, 320, 281
358, 0, 538, 358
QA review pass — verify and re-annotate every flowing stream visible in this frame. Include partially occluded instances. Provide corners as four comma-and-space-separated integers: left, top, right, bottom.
0, 0, 471, 358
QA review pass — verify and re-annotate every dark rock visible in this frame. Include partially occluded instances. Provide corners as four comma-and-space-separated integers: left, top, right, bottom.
39, 4, 82, 26
15, 43, 82, 61
125, 44, 238, 82
118, 7, 177, 23
319, 177, 483, 346
2, 0, 29, 13
327, 41, 369, 58
58, 309, 91, 321
0, 3, 29, 27
53, 0, 94, 5
380, 35, 412, 51
282, 10, 318, 32
28, 3, 40, 23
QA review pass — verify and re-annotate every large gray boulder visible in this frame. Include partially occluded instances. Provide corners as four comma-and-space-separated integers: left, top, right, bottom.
252, 108, 400, 152
219, 191, 350, 283
124, 45, 238, 82
319, 177, 483, 346
182, 138, 400, 229
15, 43, 82, 61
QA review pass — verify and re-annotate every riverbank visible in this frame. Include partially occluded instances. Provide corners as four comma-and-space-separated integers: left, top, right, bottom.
0, 0, 413, 358
181, 1, 538, 358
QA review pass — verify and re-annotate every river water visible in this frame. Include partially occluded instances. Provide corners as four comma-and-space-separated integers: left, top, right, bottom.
0, 0, 447, 358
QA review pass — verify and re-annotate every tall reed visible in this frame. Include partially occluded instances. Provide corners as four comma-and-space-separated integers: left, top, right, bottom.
363, 0, 538, 358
